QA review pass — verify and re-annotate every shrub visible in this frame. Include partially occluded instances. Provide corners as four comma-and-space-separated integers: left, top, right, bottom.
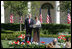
1, 31, 25, 40
1, 23, 25, 31
1, 23, 71, 34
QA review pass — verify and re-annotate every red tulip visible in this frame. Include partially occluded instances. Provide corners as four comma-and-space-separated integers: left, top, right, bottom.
21, 42, 24, 45
17, 41, 19, 43
15, 42, 17, 44
12, 43, 13, 45
61, 38, 64, 39
60, 35, 65, 37
58, 37, 60, 39
21, 34, 22, 36
41, 41, 45, 44
13, 41, 15, 43
27, 41, 30, 44
18, 36, 21, 38
14, 41, 19, 44
58, 36, 61, 39
64, 38, 66, 40
62, 35, 65, 37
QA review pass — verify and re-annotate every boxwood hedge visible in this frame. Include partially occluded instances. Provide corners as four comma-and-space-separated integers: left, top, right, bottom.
1, 23, 71, 34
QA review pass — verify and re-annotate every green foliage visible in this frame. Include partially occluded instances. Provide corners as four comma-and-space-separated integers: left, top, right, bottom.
41, 3, 54, 9
4, 1, 28, 16
60, 1, 71, 13
4, 1, 41, 31
1, 23, 71, 34
1, 31, 25, 40
41, 23, 71, 34
31, 1, 40, 17
1, 23, 24, 31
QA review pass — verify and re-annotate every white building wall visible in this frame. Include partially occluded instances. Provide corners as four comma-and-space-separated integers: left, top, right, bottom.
1, 1, 5, 23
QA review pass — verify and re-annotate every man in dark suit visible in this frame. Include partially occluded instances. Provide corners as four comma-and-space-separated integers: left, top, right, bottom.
25, 14, 34, 42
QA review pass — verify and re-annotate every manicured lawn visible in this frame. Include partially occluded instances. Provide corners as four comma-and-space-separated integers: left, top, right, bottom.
1, 40, 15, 48
1, 40, 9, 48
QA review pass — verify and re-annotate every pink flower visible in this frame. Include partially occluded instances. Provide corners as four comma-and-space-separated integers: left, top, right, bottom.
14, 41, 19, 44
21, 34, 22, 36
64, 38, 66, 40
61, 38, 64, 39
21, 42, 24, 45
11, 43, 13, 45
22, 35, 25, 39
18, 36, 22, 38
13, 41, 15, 43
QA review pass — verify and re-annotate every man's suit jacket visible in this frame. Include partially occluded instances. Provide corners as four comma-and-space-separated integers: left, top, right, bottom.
25, 18, 34, 29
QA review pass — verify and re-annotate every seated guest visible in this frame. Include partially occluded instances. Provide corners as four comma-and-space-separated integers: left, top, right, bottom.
53, 38, 60, 48
65, 37, 71, 48
48, 42, 55, 48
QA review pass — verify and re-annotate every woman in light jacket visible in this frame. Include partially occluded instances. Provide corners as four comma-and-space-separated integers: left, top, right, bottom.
33, 16, 41, 43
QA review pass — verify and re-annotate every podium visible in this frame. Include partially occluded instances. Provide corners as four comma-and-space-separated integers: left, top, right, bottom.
32, 25, 41, 43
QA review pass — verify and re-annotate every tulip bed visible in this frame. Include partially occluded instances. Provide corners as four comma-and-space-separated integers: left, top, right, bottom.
8, 34, 46, 48
7, 33, 70, 48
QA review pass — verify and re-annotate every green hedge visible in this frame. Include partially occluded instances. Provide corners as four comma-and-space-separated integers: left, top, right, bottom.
1, 23, 24, 31
1, 32, 71, 40
1, 31, 26, 40
41, 23, 71, 34
1, 23, 71, 34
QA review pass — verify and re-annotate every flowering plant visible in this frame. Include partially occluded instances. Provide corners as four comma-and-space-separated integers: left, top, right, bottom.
58, 35, 66, 43
17, 34, 25, 41
39, 41, 46, 48
8, 33, 47, 48
8, 40, 20, 48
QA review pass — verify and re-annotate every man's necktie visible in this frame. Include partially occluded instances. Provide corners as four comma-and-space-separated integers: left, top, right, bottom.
29, 19, 30, 24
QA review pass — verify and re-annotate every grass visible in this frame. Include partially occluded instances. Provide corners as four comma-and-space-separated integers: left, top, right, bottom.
1, 40, 16, 48
1, 30, 71, 48
1, 40, 10, 48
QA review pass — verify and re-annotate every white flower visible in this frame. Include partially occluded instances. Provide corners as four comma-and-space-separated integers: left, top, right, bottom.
21, 42, 25, 45
20, 37, 22, 38
29, 42, 31, 45
24, 43, 25, 45
32, 42, 38, 45
8, 41, 12, 44
17, 42, 20, 45
35, 42, 38, 45
13, 41, 15, 43
32, 41, 36, 44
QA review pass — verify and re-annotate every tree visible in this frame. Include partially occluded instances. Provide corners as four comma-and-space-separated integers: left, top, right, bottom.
31, 1, 40, 17
4, 1, 41, 31
4, 1, 28, 31
60, 1, 71, 14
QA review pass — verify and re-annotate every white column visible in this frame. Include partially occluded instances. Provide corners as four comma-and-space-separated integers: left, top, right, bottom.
28, 1, 31, 15
55, 1, 60, 24
1, 1, 5, 23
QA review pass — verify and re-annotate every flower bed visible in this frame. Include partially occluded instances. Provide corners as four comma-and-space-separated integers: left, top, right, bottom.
8, 34, 46, 48
7, 33, 71, 48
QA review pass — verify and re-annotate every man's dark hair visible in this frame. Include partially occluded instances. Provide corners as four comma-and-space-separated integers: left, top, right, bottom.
35, 16, 37, 19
